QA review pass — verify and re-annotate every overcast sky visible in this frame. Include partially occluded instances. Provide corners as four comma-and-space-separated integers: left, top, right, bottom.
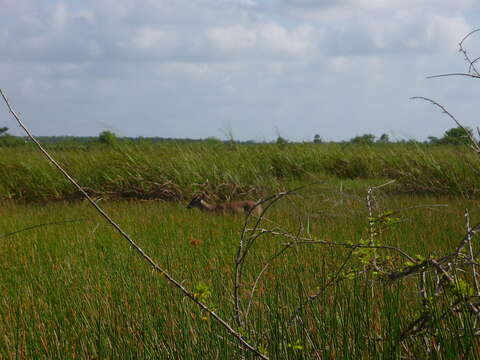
1, 0, 479, 141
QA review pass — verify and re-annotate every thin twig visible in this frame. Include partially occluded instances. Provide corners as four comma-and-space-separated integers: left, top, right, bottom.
295, 316, 323, 359
465, 209, 480, 296
454, 222, 480, 256
459, 28, 480, 76
244, 242, 295, 321
429, 29, 480, 78
392, 204, 448, 213
0, 219, 87, 240
420, 271, 428, 305
410, 96, 480, 154
290, 247, 355, 322
427, 73, 480, 79
459, 29, 480, 48
251, 228, 416, 263
431, 259, 480, 320
366, 186, 379, 271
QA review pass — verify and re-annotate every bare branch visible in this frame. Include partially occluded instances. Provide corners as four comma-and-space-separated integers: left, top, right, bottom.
425, 29, 480, 80
459, 28, 480, 47
465, 209, 480, 296
426, 73, 480, 79
410, 96, 480, 154
366, 185, 379, 270
251, 228, 416, 263
459, 28, 480, 76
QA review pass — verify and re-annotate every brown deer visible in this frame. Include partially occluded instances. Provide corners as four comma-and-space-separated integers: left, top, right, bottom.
187, 196, 263, 216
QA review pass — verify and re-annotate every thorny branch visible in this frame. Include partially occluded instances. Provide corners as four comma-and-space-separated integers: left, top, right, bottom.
427, 28, 480, 78
459, 28, 480, 76
466, 209, 480, 296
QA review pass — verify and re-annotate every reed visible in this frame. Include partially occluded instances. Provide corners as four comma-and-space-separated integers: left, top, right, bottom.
0, 142, 479, 202
0, 193, 475, 359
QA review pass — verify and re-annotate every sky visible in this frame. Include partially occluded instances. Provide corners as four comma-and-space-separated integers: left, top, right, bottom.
0, 0, 479, 142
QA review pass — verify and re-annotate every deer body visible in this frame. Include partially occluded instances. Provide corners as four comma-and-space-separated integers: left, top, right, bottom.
187, 197, 262, 216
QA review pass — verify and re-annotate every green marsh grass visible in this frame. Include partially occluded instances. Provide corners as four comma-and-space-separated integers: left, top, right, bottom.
1, 188, 478, 358
1, 142, 480, 202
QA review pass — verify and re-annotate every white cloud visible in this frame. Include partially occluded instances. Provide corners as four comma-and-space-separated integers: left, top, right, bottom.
22, 35, 48, 51
72, 10, 96, 23
156, 62, 211, 78
50, 2, 68, 31
92, 0, 137, 19
1, 0, 480, 140
131, 27, 176, 50
259, 23, 316, 55
1, 0, 36, 13
208, 22, 317, 57
208, 25, 257, 52
328, 56, 354, 72
356, 0, 423, 10
426, 15, 471, 49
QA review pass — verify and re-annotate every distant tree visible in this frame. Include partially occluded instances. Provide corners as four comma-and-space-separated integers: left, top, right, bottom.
313, 134, 322, 144
377, 133, 390, 143
205, 136, 223, 145
276, 136, 288, 147
350, 133, 375, 145
98, 131, 118, 145
0, 126, 24, 146
397, 139, 420, 145
0, 134, 25, 147
439, 126, 473, 145
427, 136, 441, 145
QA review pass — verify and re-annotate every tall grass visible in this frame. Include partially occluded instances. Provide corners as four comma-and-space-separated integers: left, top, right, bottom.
0, 193, 476, 358
0, 142, 479, 202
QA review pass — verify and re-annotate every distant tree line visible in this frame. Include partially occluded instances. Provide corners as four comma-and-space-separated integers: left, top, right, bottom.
0, 126, 25, 146
0, 125, 475, 147
309, 126, 473, 146
426, 127, 473, 145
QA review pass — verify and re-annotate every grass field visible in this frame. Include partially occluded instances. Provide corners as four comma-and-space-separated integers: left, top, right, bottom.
1, 141, 480, 203
1, 142, 480, 358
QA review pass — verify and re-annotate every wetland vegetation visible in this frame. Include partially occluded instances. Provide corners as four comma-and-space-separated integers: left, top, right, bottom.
2, 139, 480, 359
